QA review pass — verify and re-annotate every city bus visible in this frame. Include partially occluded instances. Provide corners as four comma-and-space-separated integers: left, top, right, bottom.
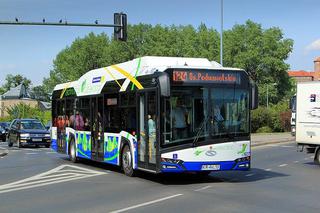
51, 56, 258, 176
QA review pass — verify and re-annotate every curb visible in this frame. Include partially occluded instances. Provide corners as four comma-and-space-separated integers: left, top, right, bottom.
252, 139, 295, 147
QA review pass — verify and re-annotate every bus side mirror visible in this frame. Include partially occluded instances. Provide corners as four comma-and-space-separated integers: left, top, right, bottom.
250, 82, 258, 110
158, 73, 170, 97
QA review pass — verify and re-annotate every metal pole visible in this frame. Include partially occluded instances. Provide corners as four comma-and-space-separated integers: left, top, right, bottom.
220, 0, 224, 66
0, 21, 120, 28
266, 84, 269, 108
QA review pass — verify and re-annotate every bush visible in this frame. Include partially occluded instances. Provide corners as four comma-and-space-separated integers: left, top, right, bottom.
6, 103, 51, 124
251, 101, 290, 133
256, 126, 272, 133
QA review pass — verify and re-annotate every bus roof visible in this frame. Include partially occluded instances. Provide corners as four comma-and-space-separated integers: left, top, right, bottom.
54, 56, 244, 97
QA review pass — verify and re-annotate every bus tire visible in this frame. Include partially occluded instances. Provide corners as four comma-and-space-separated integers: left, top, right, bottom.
121, 144, 135, 177
69, 138, 78, 163
314, 147, 320, 165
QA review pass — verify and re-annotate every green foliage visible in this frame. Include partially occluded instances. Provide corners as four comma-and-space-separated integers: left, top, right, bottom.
251, 101, 290, 132
30, 85, 51, 102
223, 20, 293, 105
256, 126, 272, 133
43, 21, 294, 107
43, 24, 221, 92
6, 103, 51, 124
3, 74, 32, 91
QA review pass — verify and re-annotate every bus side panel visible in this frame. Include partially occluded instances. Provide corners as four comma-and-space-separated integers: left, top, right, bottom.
104, 133, 121, 165
51, 127, 58, 152
119, 131, 138, 169
160, 141, 250, 172
75, 131, 92, 159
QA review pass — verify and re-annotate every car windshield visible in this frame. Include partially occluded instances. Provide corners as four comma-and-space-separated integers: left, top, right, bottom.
21, 121, 45, 130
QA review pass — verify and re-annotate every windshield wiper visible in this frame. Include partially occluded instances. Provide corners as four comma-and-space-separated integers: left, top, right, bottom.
192, 115, 210, 147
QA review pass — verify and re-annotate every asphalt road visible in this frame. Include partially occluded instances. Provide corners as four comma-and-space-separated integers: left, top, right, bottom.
0, 141, 319, 213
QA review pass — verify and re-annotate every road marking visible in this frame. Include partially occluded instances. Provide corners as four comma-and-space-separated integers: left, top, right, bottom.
110, 194, 183, 213
281, 145, 294, 148
278, 164, 288, 167
245, 173, 254, 177
293, 161, 299, 163
194, 185, 212, 192
0, 164, 107, 194
25, 153, 38, 155
304, 158, 309, 160
264, 168, 272, 171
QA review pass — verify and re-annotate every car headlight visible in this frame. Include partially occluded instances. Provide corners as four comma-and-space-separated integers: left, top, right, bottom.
44, 134, 51, 137
20, 133, 30, 138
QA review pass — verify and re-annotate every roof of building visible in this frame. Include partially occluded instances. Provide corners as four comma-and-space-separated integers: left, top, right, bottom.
0, 84, 30, 100
287, 70, 314, 77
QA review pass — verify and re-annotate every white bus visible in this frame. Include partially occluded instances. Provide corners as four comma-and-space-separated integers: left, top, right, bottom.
51, 56, 258, 176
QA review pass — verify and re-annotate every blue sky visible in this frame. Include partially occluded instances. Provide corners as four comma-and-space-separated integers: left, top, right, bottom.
0, 0, 319, 86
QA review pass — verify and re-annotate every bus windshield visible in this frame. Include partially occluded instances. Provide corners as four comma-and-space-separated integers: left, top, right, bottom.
163, 86, 249, 145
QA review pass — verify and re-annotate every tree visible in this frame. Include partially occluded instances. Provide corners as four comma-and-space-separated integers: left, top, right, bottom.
30, 85, 51, 102
6, 103, 51, 124
3, 74, 32, 91
223, 20, 293, 104
43, 21, 293, 105
43, 32, 110, 92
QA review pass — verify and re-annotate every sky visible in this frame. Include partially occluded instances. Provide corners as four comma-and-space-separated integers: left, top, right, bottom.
0, 0, 320, 86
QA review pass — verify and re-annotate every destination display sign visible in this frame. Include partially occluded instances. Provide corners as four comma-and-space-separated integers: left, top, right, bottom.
172, 70, 241, 84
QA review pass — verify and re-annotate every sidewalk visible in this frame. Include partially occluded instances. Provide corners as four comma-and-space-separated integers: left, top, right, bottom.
251, 132, 295, 147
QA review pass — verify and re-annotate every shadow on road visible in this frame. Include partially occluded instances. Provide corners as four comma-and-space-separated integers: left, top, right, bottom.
67, 158, 289, 185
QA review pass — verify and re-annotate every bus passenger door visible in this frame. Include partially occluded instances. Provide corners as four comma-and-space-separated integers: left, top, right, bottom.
137, 89, 158, 172
91, 96, 104, 161
56, 99, 67, 154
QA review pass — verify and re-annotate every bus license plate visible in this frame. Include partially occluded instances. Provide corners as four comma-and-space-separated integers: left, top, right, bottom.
201, 164, 220, 171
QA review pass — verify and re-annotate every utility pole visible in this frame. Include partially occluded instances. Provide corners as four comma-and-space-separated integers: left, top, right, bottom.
0, 12, 127, 41
220, 0, 224, 66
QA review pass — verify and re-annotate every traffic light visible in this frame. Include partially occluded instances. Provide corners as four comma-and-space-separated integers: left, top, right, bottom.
114, 13, 127, 41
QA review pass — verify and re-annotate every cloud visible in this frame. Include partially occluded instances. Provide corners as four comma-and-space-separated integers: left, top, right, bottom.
306, 39, 320, 52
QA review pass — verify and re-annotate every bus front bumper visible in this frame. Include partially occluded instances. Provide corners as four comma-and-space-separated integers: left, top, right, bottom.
160, 157, 250, 173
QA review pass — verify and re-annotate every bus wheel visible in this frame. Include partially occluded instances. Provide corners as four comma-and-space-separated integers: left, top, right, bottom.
122, 144, 135, 177
314, 147, 320, 165
69, 138, 78, 163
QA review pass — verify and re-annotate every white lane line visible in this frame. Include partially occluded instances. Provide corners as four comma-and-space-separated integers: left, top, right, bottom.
278, 164, 288, 167
264, 168, 272, 171
0, 174, 100, 194
293, 161, 299, 163
281, 145, 294, 148
0, 164, 107, 194
245, 173, 254, 177
194, 185, 212, 192
25, 153, 38, 155
110, 194, 183, 213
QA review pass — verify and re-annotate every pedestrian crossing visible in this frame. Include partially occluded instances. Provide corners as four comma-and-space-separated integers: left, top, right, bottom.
0, 164, 107, 194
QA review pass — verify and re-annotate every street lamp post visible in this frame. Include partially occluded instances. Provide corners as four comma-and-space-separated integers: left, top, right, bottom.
220, 0, 224, 66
